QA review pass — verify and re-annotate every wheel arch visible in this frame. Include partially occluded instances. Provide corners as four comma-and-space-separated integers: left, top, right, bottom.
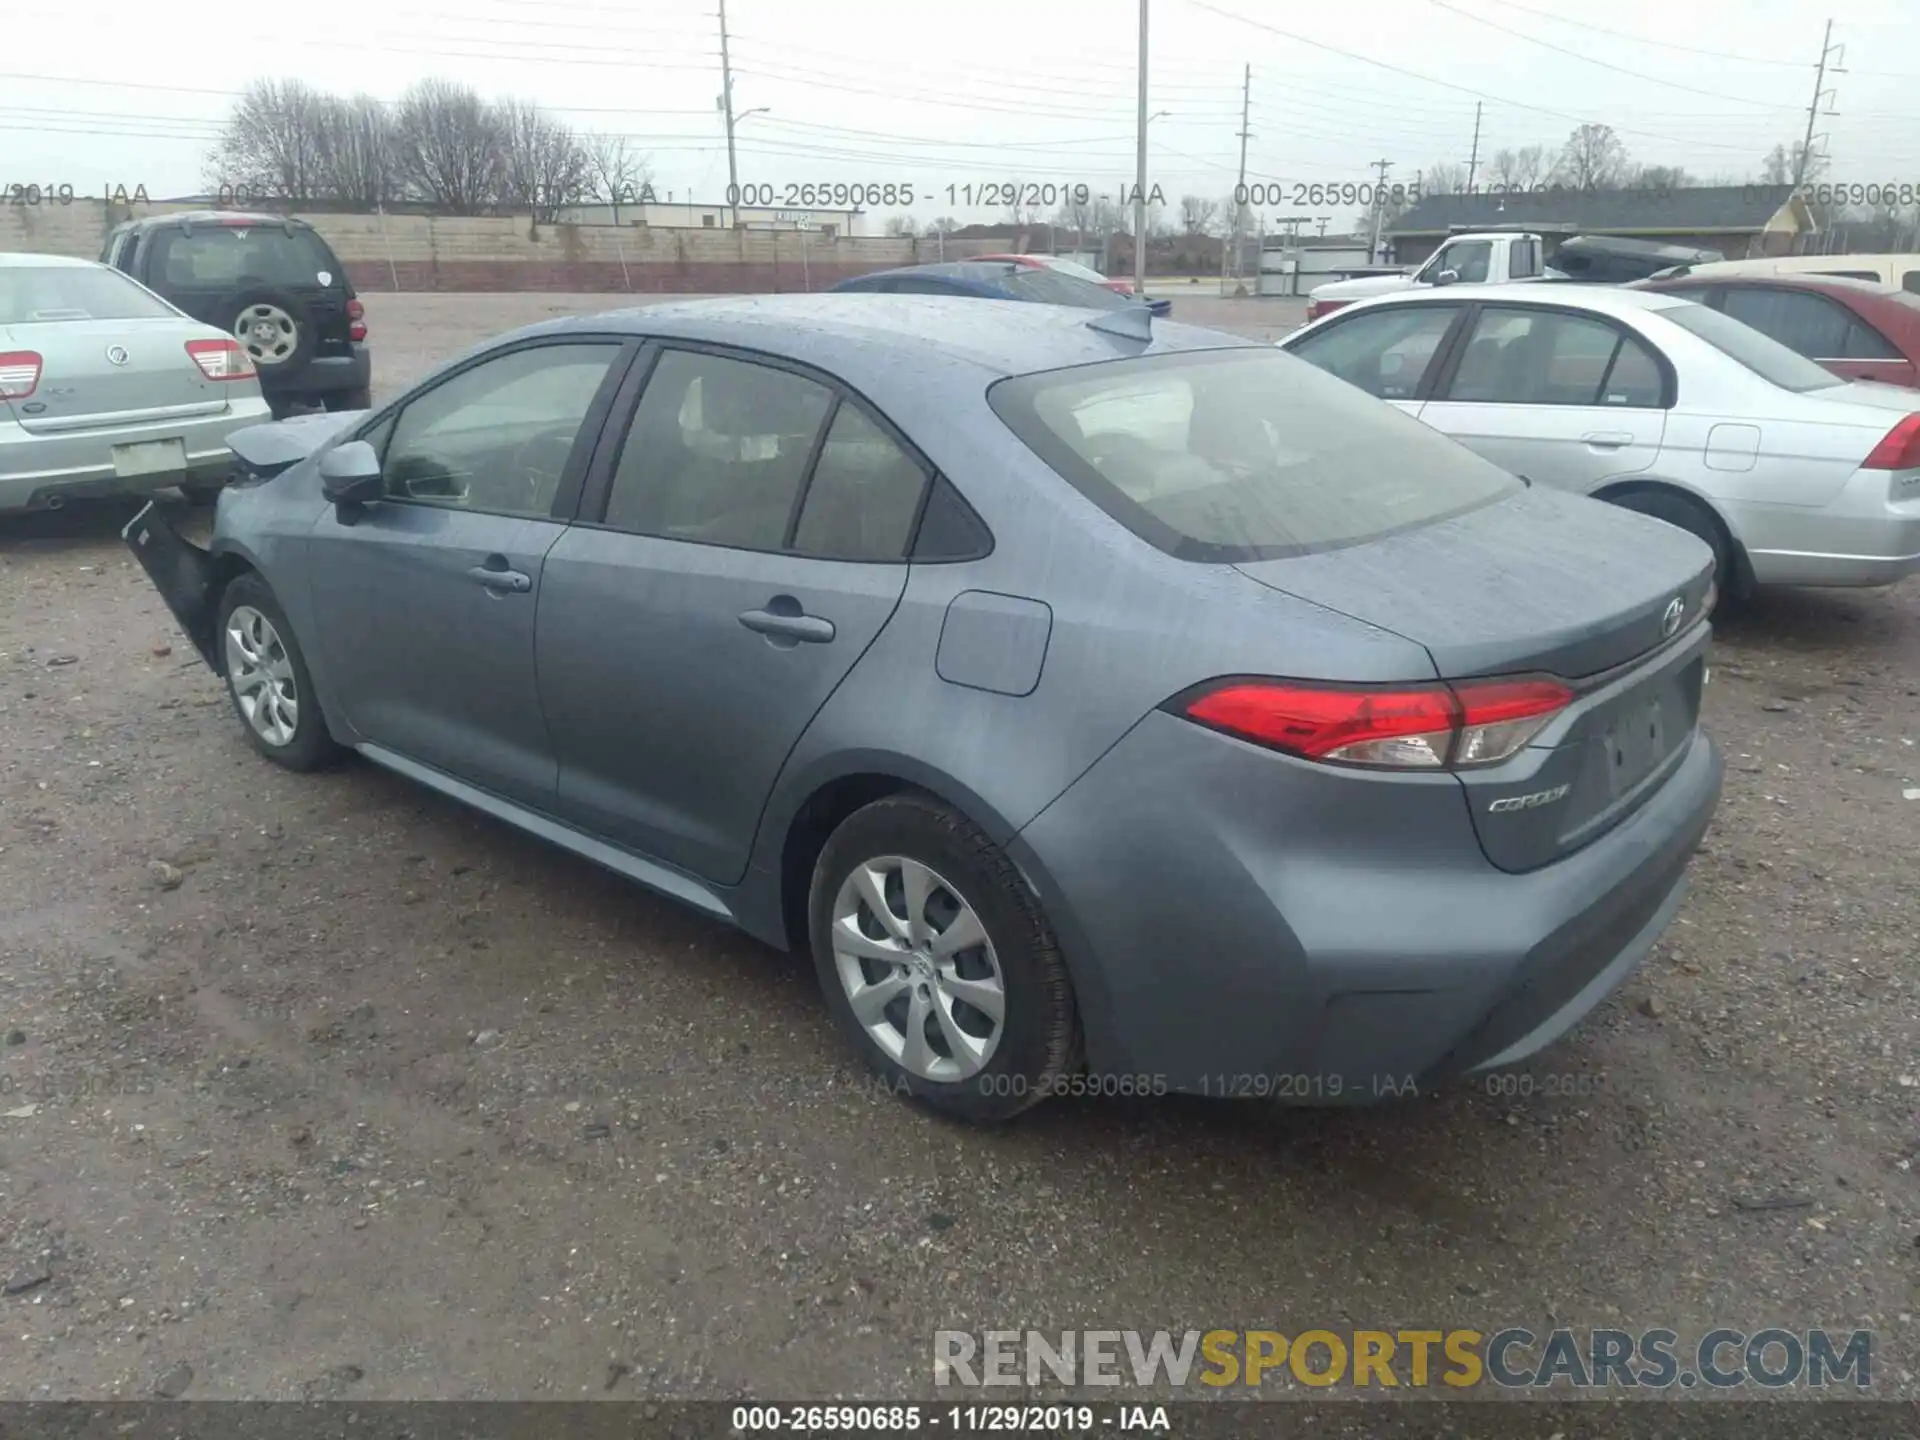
1591, 477, 1754, 597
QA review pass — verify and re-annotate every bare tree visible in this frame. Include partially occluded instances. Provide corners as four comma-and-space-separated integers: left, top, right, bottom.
882, 214, 919, 237
1630, 164, 1694, 193
393, 79, 503, 215
207, 79, 330, 201
587, 134, 652, 224
1003, 182, 1040, 230
928, 216, 962, 235
1554, 123, 1630, 190
496, 98, 593, 225
1487, 145, 1547, 192
1178, 194, 1219, 236
1761, 141, 1827, 186
1424, 162, 1470, 195
313, 94, 397, 209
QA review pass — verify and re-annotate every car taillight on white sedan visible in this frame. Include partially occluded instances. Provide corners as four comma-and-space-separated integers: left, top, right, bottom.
185, 338, 257, 381
0, 350, 42, 400
1181, 677, 1574, 769
1862, 413, 1920, 471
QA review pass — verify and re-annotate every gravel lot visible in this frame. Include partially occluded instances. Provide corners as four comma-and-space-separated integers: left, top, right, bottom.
1, 291, 1917, 1407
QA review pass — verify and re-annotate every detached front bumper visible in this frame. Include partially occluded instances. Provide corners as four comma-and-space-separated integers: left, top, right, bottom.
123, 501, 220, 670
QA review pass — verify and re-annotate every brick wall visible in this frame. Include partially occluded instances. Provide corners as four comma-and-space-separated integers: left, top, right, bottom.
0, 200, 1004, 292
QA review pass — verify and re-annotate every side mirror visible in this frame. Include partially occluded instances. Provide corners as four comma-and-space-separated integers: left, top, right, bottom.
1434, 269, 1461, 287
319, 440, 383, 506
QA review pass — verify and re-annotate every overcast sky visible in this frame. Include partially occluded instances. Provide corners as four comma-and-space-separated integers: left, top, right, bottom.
9, 0, 1920, 228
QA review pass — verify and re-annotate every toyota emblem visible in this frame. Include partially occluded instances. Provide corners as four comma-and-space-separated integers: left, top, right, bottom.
105, 344, 130, 367
1661, 596, 1685, 637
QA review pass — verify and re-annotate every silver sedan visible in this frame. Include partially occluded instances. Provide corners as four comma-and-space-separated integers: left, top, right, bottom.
1281, 282, 1920, 596
1, 252, 271, 515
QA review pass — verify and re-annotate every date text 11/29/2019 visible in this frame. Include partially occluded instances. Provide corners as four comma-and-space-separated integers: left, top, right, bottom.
724, 182, 1172, 211
731, 1404, 1171, 1432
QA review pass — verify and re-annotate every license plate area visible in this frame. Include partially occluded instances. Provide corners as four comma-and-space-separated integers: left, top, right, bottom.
1600, 689, 1674, 798
112, 437, 188, 478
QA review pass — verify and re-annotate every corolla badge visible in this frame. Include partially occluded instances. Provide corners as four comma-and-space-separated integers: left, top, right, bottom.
1489, 783, 1572, 814
1661, 596, 1685, 638
105, 344, 129, 366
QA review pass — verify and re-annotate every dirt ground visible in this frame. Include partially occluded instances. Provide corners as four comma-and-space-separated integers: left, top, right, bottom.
1, 292, 1917, 1407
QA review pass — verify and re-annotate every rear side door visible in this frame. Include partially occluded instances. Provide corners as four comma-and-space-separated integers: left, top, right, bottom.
536, 344, 926, 884
303, 337, 633, 807
1416, 303, 1668, 493
1282, 302, 1468, 418
1717, 284, 1916, 387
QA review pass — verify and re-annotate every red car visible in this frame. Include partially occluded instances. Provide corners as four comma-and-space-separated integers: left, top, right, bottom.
1633, 272, 1920, 388
972, 254, 1171, 316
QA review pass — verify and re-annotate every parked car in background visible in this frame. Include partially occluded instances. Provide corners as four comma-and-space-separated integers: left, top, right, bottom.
833, 261, 1171, 316
1305, 230, 1548, 322
100, 211, 371, 418
971, 253, 1171, 313
1650, 253, 1920, 293
1, 253, 270, 515
1280, 284, 1920, 599
125, 293, 1719, 1123
1633, 273, 1920, 388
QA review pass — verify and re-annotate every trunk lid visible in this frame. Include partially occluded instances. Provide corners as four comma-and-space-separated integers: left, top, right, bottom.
2, 317, 232, 434
1237, 485, 1715, 871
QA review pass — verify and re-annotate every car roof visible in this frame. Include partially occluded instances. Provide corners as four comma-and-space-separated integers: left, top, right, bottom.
0, 252, 105, 269
1643, 271, 1904, 299
852, 261, 1022, 281
521, 292, 1251, 389
1348, 282, 1693, 319
122, 211, 313, 231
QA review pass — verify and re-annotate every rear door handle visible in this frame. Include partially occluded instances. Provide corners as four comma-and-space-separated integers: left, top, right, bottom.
1583, 431, 1634, 449
468, 561, 532, 594
739, 606, 835, 644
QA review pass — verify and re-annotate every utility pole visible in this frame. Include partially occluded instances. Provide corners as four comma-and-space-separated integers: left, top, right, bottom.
1793, 19, 1844, 190
718, 0, 740, 228
1465, 101, 1483, 194
1232, 64, 1252, 290
1366, 158, 1392, 263
1133, 0, 1150, 296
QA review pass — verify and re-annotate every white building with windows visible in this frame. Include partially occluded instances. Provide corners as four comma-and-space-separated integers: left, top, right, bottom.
556, 200, 874, 237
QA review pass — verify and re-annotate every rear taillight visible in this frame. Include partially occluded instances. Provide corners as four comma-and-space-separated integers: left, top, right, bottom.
347, 297, 367, 343
0, 350, 43, 400
1181, 677, 1574, 770
1306, 298, 1347, 323
1862, 412, 1920, 470
185, 337, 256, 381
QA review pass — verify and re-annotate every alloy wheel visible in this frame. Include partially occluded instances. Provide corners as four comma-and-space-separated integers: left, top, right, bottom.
224, 605, 300, 747
830, 856, 1006, 1082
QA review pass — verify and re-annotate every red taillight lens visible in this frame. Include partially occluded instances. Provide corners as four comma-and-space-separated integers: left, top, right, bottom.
1182, 677, 1573, 769
347, 297, 367, 343
1862, 412, 1920, 470
1306, 298, 1347, 323
185, 337, 256, 381
0, 350, 43, 400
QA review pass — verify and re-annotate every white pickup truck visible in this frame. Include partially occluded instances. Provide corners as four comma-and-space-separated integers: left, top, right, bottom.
1305, 231, 1547, 322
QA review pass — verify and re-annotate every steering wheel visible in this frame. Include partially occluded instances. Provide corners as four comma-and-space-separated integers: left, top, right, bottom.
508, 429, 577, 507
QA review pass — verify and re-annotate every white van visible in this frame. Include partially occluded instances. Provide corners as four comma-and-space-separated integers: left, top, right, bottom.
1661, 253, 1920, 292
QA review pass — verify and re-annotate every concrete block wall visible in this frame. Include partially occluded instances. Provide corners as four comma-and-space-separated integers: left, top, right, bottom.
1, 200, 1004, 292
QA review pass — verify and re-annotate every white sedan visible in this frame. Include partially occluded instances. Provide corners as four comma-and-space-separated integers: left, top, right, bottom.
1279, 283, 1920, 597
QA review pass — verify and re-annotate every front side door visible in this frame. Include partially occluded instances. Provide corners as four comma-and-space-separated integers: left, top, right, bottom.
1283, 302, 1467, 417
1416, 303, 1668, 492
305, 339, 629, 807
538, 345, 928, 884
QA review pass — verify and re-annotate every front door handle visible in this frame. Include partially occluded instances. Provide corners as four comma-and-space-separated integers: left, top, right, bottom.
468, 561, 532, 594
739, 603, 835, 645
1583, 431, 1634, 449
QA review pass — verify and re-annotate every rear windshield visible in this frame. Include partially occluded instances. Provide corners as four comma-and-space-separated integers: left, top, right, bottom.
1000, 268, 1136, 310
1660, 302, 1846, 391
989, 348, 1521, 562
0, 265, 176, 324
149, 225, 338, 290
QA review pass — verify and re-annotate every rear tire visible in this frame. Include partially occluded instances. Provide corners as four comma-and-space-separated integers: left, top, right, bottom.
1607, 488, 1733, 609
215, 574, 341, 773
808, 794, 1081, 1124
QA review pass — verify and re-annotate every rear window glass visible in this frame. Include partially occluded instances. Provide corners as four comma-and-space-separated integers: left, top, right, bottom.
988, 348, 1521, 563
1659, 303, 1846, 391
1001, 268, 1135, 310
0, 265, 175, 324
150, 226, 338, 290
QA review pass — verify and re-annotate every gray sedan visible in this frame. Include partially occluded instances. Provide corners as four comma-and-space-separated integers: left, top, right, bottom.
124, 294, 1723, 1122
1, 253, 271, 515
1281, 283, 1920, 597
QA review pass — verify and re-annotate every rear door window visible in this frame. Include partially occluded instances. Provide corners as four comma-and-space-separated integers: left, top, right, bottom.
1720, 287, 1853, 359
1440, 306, 1665, 407
1286, 304, 1462, 400
989, 347, 1520, 562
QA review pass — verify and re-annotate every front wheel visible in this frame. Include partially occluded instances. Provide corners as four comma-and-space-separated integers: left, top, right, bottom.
809, 794, 1081, 1123
216, 574, 341, 772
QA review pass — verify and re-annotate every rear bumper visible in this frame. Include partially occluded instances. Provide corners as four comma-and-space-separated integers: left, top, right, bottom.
1724, 466, 1920, 587
0, 397, 272, 515
1010, 711, 1723, 1099
263, 348, 370, 399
